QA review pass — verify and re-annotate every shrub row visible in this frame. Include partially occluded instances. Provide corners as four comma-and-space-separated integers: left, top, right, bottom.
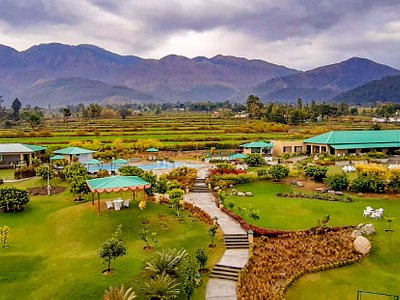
276, 192, 353, 202
183, 202, 213, 225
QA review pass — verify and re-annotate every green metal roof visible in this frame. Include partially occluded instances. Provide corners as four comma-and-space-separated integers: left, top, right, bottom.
50, 155, 66, 161
84, 158, 103, 165
146, 147, 159, 152
0, 143, 45, 154
112, 158, 129, 164
54, 147, 95, 155
86, 175, 150, 193
304, 130, 400, 147
240, 141, 274, 148
229, 153, 248, 159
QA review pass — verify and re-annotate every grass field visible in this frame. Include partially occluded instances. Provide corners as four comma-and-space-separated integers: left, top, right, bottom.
0, 177, 224, 300
227, 181, 400, 299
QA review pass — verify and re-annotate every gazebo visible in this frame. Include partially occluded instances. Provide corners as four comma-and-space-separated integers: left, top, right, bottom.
86, 176, 151, 216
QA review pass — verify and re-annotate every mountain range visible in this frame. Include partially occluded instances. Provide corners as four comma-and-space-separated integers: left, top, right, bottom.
0, 43, 399, 106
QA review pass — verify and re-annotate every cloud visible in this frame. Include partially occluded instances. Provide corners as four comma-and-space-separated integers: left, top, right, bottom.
0, 0, 399, 70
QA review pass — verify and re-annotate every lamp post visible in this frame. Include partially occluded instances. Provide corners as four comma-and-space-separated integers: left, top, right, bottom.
46, 163, 51, 196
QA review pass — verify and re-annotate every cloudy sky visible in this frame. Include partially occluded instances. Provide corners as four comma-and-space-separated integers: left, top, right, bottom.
0, 0, 399, 70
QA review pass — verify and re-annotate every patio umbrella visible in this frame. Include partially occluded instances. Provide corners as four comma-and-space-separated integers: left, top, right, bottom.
113, 158, 129, 165
50, 155, 66, 161
84, 158, 103, 165
146, 147, 159, 152
229, 153, 248, 160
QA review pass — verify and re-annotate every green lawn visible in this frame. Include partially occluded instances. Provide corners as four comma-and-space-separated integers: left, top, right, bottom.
227, 181, 400, 299
0, 168, 14, 180
0, 178, 224, 300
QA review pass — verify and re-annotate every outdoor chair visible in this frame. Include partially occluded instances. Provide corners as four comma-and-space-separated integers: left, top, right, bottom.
114, 201, 122, 211
106, 201, 114, 209
363, 209, 372, 218
124, 199, 131, 208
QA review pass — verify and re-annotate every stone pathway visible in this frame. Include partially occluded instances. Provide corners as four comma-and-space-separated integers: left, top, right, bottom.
184, 169, 249, 300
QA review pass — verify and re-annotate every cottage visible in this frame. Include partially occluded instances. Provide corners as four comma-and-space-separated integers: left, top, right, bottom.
240, 141, 274, 155
53, 147, 95, 163
0, 143, 46, 166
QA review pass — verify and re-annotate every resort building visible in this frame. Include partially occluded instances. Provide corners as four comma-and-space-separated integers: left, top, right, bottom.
54, 147, 95, 163
0, 143, 46, 166
271, 140, 304, 156
304, 130, 400, 155
240, 141, 274, 155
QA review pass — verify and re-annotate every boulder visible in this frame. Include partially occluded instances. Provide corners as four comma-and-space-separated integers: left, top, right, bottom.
237, 192, 245, 197
327, 190, 336, 194
246, 192, 253, 197
335, 191, 343, 195
351, 230, 362, 239
291, 180, 297, 185
356, 223, 365, 230
213, 186, 220, 191
360, 224, 376, 235
296, 182, 304, 187
316, 188, 325, 193
229, 184, 234, 188
353, 236, 372, 254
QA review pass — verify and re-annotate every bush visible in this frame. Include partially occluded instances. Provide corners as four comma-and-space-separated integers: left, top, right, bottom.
324, 174, 349, 191
210, 173, 258, 188
63, 163, 88, 179
388, 169, 400, 192
35, 165, 54, 180
256, 169, 267, 176
245, 154, 265, 166
269, 165, 290, 181
351, 175, 386, 193
303, 165, 328, 182
96, 169, 109, 178
14, 166, 36, 179
0, 187, 30, 212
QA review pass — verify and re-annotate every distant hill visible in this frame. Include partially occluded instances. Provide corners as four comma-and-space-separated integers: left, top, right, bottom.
243, 57, 400, 102
15, 77, 154, 106
0, 43, 299, 105
332, 75, 400, 104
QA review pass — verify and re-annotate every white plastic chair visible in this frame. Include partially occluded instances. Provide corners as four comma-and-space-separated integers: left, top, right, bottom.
366, 206, 374, 211
106, 201, 114, 209
363, 209, 372, 218
124, 199, 131, 208
114, 201, 122, 211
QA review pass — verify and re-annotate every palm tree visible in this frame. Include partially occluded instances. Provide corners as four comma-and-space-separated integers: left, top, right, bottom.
103, 285, 136, 300
145, 248, 188, 277
142, 273, 180, 300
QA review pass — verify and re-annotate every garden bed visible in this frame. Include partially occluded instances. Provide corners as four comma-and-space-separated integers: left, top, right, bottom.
27, 186, 67, 196
238, 228, 364, 299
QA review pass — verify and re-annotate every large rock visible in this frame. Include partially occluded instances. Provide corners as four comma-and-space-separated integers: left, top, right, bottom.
246, 192, 253, 196
351, 230, 362, 239
360, 224, 376, 235
237, 192, 245, 197
353, 236, 372, 254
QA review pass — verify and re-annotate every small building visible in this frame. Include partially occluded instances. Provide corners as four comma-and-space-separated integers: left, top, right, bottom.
240, 141, 274, 155
54, 147, 95, 164
271, 140, 304, 156
304, 130, 400, 155
0, 143, 46, 166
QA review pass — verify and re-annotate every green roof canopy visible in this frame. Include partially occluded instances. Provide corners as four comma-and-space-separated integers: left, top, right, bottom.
229, 153, 248, 159
146, 147, 159, 152
240, 141, 274, 148
0, 143, 46, 154
50, 155, 66, 161
304, 130, 400, 149
54, 147, 95, 155
112, 158, 129, 165
84, 158, 103, 165
86, 175, 151, 193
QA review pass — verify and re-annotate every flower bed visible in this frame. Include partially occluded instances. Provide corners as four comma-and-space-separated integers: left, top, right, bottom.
237, 228, 364, 299
183, 202, 213, 225
276, 191, 353, 202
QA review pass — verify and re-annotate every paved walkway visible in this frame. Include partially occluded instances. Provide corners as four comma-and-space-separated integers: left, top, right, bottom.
184, 169, 249, 300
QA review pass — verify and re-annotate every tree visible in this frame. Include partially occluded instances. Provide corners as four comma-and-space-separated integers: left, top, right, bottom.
142, 274, 180, 300
0, 187, 30, 212
145, 248, 188, 277
119, 108, 130, 121
168, 188, 185, 216
303, 165, 328, 182
0, 225, 10, 248
269, 165, 290, 181
11, 98, 22, 121
98, 225, 127, 273
140, 224, 158, 250
103, 285, 136, 300
208, 225, 218, 248
195, 248, 208, 270
63, 163, 88, 179
62, 107, 72, 127
35, 165, 55, 180
246, 95, 263, 119
70, 176, 91, 200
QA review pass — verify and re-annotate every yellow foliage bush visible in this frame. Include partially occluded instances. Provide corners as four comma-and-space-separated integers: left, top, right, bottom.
355, 164, 387, 177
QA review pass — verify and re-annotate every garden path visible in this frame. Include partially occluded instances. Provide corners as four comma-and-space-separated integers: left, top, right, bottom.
184, 168, 249, 300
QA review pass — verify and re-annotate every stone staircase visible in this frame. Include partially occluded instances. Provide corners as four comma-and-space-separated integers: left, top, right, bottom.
224, 234, 250, 249
210, 264, 242, 281
192, 178, 210, 193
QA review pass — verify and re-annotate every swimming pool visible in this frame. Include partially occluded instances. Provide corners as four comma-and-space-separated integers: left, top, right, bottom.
86, 161, 198, 173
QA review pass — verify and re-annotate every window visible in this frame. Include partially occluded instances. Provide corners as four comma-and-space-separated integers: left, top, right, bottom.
294, 146, 303, 153
283, 146, 292, 153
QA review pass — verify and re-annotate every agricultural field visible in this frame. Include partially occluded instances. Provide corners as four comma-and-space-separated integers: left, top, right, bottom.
0, 177, 224, 300
226, 180, 400, 299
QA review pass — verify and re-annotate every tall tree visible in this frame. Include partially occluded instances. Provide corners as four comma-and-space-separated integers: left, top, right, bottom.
246, 95, 263, 119
11, 98, 22, 121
